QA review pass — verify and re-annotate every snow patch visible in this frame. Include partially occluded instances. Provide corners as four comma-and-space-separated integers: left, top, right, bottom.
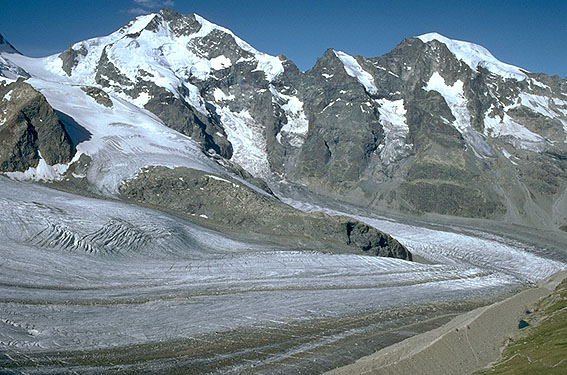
3, 90, 12, 102
483, 106, 547, 152
270, 86, 309, 147
131, 91, 151, 107
0, 76, 16, 85
333, 50, 378, 95
425, 72, 493, 157
254, 55, 284, 82
552, 97, 567, 107
210, 55, 232, 70
531, 79, 549, 90
519, 93, 556, 118
418, 33, 527, 81
376, 99, 412, 164
206, 174, 240, 188
5, 153, 70, 182
501, 149, 518, 165
213, 88, 235, 101
205, 174, 231, 184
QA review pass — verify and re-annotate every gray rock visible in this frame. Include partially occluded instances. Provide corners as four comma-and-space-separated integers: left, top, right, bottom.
119, 166, 412, 260
81, 86, 112, 107
0, 79, 75, 171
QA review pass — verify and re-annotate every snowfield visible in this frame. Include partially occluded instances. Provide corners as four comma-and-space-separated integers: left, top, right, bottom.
2, 75, 229, 194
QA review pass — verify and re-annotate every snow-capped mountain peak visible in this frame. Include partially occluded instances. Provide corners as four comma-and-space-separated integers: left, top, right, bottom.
54, 10, 283, 85
417, 32, 528, 81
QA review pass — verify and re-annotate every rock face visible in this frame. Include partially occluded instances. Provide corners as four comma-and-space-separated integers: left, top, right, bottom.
119, 166, 411, 260
0, 79, 75, 171
81, 86, 112, 107
1, 10, 566, 230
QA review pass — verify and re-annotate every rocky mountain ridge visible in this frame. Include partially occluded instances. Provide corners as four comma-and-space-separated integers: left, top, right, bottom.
1, 9, 566, 231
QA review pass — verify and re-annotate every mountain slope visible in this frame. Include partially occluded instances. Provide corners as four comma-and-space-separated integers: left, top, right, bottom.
0, 23, 411, 261
1, 9, 566, 230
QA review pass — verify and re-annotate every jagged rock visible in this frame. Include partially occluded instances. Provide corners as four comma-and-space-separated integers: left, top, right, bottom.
81, 86, 112, 107
59, 45, 88, 76
0, 79, 75, 171
0, 33, 29, 79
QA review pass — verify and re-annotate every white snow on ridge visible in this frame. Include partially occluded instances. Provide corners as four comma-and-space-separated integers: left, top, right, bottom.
193, 14, 283, 82
333, 50, 378, 95
1, 11, 283, 188
418, 33, 528, 81
5, 11, 283, 110
375, 99, 412, 164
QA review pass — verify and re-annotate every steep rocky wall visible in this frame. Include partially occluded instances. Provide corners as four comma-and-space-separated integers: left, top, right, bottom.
0, 79, 75, 171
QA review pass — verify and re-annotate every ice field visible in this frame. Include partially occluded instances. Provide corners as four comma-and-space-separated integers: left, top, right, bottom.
1, 177, 565, 374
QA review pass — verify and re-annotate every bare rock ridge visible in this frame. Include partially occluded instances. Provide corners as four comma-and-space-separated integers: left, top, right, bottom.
119, 166, 411, 260
1, 9, 566, 232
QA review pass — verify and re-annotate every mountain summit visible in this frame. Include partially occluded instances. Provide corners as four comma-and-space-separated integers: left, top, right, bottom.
1, 9, 566, 230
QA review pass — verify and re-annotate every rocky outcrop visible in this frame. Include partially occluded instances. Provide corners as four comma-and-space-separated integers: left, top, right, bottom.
0, 79, 75, 171
119, 166, 411, 260
81, 86, 112, 107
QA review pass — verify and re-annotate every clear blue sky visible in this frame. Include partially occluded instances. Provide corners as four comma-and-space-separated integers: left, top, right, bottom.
1, 0, 565, 77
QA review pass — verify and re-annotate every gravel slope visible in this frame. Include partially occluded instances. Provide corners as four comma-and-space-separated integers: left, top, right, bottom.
325, 270, 567, 375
